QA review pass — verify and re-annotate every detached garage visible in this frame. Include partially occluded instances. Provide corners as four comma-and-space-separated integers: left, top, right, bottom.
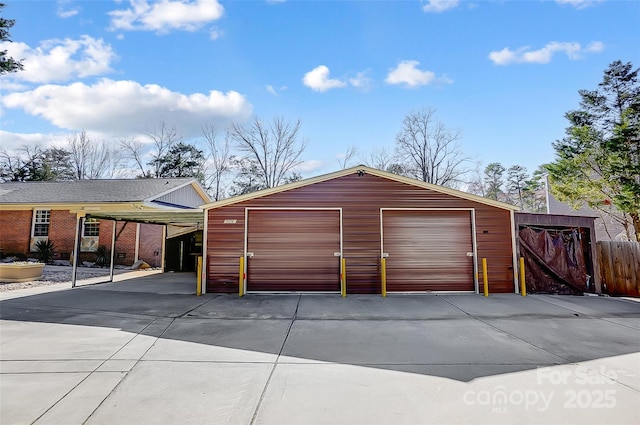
203, 166, 520, 295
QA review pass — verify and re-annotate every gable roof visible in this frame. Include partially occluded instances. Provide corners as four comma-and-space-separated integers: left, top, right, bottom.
203, 165, 519, 211
0, 178, 210, 205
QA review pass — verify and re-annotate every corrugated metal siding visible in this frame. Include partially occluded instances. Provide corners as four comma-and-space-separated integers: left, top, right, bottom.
246, 209, 340, 291
155, 185, 204, 208
206, 173, 515, 293
383, 210, 474, 291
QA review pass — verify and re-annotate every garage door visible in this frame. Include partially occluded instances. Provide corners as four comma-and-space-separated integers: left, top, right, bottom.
246, 209, 341, 292
382, 210, 474, 292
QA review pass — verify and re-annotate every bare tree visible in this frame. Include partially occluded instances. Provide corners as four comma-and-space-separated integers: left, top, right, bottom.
145, 121, 181, 178
337, 145, 359, 169
229, 117, 307, 189
119, 137, 148, 177
395, 108, 471, 188
66, 131, 122, 179
201, 123, 232, 201
119, 121, 181, 178
361, 146, 395, 171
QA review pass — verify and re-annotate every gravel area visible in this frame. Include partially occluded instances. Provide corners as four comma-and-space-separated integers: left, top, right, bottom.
0, 265, 132, 292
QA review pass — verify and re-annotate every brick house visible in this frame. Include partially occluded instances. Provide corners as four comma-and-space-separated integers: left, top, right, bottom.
0, 179, 210, 268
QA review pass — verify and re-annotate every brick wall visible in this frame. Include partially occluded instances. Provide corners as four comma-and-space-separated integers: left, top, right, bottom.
138, 223, 164, 268
0, 210, 32, 257
99, 220, 138, 266
48, 210, 78, 261
1, 210, 165, 266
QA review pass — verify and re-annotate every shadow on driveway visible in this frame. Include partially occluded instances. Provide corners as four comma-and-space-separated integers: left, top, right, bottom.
1, 274, 639, 383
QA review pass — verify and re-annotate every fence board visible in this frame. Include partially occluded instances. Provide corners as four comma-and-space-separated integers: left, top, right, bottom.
597, 241, 640, 297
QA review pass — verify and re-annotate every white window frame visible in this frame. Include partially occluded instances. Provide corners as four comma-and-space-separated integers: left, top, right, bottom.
82, 218, 100, 237
31, 209, 51, 238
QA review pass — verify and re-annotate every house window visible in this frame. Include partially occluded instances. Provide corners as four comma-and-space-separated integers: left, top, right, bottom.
83, 218, 100, 237
32, 209, 50, 237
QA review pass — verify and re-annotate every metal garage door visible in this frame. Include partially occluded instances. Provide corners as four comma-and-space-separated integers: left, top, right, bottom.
246, 209, 341, 292
382, 209, 475, 292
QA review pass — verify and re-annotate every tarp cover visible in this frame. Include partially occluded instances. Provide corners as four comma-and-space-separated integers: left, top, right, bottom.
519, 226, 591, 295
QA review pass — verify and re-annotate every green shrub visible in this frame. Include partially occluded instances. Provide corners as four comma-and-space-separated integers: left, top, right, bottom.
35, 239, 56, 264
95, 245, 110, 267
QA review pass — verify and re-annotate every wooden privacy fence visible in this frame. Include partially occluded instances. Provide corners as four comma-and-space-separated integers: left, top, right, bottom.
597, 241, 640, 297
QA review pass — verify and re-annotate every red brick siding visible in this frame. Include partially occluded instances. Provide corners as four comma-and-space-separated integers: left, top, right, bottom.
99, 220, 138, 266
48, 210, 78, 261
138, 223, 163, 268
0, 210, 33, 256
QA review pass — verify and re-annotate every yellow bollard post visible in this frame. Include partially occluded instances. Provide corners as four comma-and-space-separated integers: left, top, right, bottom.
341, 258, 347, 297
482, 258, 489, 297
519, 257, 526, 296
196, 256, 203, 296
381, 257, 387, 298
239, 256, 245, 297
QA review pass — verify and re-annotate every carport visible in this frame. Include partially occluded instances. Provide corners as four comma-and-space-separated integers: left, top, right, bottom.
68, 209, 206, 291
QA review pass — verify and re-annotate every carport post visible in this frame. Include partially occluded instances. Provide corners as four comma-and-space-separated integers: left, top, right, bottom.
71, 212, 85, 288
482, 258, 489, 297
519, 257, 527, 296
108, 220, 116, 282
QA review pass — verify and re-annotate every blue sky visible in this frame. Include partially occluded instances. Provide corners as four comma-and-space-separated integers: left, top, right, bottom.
1, 0, 638, 179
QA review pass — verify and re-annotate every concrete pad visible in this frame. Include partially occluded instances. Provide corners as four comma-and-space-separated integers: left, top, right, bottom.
254, 363, 640, 425
0, 360, 102, 373
34, 372, 126, 425
279, 319, 563, 366
441, 294, 582, 319
85, 272, 196, 295
109, 318, 175, 360
566, 352, 640, 392
85, 361, 272, 425
187, 294, 299, 319
485, 317, 640, 362
297, 294, 469, 320
142, 318, 291, 362
533, 295, 640, 330
96, 359, 138, 372
1, 288, 209, 317
0, 320, 140, 361
0, 372, 88, 425
533, 295, 640, 316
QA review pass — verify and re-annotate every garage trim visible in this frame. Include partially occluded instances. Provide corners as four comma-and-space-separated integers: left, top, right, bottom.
380, 208, 479, 294
243, 207, 343, 294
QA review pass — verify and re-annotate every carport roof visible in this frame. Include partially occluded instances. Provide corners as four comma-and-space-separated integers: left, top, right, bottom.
85, 209, 205, 226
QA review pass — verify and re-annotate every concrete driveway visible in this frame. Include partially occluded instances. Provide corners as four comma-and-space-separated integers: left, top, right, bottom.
1, 277, 639, 425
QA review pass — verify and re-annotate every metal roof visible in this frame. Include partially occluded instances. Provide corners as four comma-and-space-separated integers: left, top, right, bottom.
202, 165, 520, 211
85, 209, 205, 226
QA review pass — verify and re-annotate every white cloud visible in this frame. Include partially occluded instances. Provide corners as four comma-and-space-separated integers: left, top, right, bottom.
57, 0, 80, 18
109, 0, 224, 33
209, 27, 223, 40
0, 36, 116, 84
2, 79, 252, 136
303, 65, 347, 92
422, 0, 459, 13
348, 71, 373, 90
555, 0, 603, 9
0, 130, 72, 153
488, 41, 604, 65
385, 60, 450, 87
293, 159, 325, 174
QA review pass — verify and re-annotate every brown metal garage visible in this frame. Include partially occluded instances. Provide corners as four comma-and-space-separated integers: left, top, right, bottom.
203, 166, 520, 295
